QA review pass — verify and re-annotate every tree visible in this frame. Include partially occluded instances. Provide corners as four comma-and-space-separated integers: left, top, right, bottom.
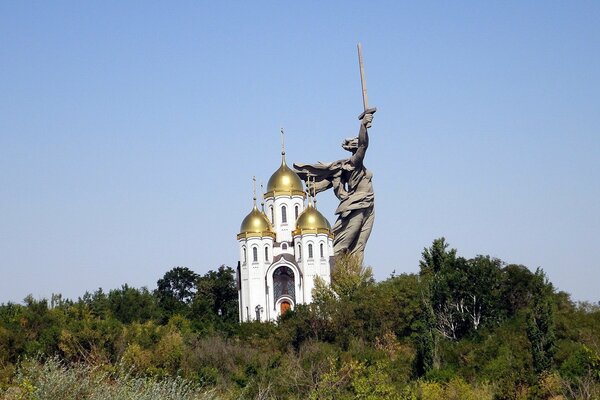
419, 237, 456, 276
413, 299, 436, 377
330, 253, 374, 300
527, 268, 556, 375
307, 254, 376, 348
156, 267, 199, 317
420, 239, 504, 340
192, 265, 239, 324
107, 285, 159, 324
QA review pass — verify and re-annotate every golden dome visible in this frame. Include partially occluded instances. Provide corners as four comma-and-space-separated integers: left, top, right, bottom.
238, 205, 275, 240
293, 203, 333, 237
265, 155, 305, 198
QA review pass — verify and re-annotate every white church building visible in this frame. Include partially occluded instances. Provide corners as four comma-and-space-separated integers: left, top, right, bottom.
236, 148, 333, 322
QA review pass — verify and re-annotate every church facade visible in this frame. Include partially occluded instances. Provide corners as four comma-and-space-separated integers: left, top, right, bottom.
236, 150, 333, 322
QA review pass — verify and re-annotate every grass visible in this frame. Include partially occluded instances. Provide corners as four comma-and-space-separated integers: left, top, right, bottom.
1, 357, 220, 400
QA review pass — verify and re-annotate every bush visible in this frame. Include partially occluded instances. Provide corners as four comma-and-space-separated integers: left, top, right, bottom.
2, 357, 217, 400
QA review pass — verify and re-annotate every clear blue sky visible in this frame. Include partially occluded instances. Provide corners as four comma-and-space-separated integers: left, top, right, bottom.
1, 2, 599, 303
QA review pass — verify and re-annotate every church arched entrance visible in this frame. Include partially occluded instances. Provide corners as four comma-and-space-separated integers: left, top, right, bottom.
280, 300, 291, 315
273, 265, 295, 314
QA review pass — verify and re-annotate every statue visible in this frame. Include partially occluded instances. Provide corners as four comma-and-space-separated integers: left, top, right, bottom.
295, 43, 376, 260
294, 110, 375, 259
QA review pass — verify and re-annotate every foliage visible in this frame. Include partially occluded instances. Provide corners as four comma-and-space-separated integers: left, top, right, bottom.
156, 267, 200, 317
192, 265, 238, 326
2, 357, 217, 400
419, 237, 456, 276
329, 253, 374, 299
527, 269, 557, 376
1, 240, 599, 399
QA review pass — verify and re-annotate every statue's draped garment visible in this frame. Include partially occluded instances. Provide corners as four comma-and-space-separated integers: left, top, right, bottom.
294, 120, 374, 258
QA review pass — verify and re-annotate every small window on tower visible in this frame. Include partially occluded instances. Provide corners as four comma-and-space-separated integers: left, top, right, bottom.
308, 243, 313, 259
281, 205, 287, 223
252, 246, 258, 262
265, 246, 269, 262
243, 247, 247, 263
270, 206, 274, 223
295, 205, 299, 220
320, 243, 324, 258
282, 243, 288, 250
298, 245, 302, 260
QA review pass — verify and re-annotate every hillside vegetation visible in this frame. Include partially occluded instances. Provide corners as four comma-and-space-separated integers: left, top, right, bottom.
1, 238, 598, 399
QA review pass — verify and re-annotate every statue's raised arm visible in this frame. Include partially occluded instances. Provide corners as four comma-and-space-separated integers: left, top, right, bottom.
347, 109, 375, 169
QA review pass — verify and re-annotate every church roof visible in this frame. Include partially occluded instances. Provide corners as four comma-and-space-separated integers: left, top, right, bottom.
237, 205, 275, 239
265, 154, 305, 198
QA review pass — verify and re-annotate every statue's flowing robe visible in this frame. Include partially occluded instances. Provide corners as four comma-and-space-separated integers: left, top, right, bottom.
294, 160, 374, 256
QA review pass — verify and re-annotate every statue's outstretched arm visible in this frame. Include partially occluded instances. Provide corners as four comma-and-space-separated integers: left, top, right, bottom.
311, 178, 333, 194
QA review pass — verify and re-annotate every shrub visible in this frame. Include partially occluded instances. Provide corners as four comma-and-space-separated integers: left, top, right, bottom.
2, 357, 217, 400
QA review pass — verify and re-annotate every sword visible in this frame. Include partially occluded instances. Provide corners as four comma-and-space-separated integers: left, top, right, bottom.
357, 43, 376, 125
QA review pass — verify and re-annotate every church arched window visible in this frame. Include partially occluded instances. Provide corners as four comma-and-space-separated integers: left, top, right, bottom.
252, 246, 258, 262
320, 243, 324, 258
242, 247, 247, 263
308, 243, 313, 259
270, 206, 274, 223
264, 246, 269, 262
281, 205, 287, 223
273, 266, 295, 303
282, 243, 288, 250
298, 244, 302, 260
295, 205, 299, 220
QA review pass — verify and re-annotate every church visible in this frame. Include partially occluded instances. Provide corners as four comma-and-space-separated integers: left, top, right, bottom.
236, 146, 333, 322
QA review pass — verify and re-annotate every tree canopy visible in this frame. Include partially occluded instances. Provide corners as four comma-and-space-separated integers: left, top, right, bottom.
1, 239, 599, 399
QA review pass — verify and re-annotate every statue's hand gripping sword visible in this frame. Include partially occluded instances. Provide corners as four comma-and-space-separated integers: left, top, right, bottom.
357, 43, 377, 125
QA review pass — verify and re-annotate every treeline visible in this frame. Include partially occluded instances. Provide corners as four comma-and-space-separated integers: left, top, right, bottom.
0, 239, 599, 399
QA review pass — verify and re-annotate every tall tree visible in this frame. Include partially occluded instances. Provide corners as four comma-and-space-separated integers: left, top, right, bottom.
500, 264, 536, 316
413, 298, 436, 376
419, 237, 456, 276
192, 265, 238, 324
527, 268, 556, 375
330, 253, 374, 300
156, 267, 199, 317
421, 239, 504, 340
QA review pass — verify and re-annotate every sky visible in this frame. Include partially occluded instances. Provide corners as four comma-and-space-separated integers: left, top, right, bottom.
1, 2, 599, 304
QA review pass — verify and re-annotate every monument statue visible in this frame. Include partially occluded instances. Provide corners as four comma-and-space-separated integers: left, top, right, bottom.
294, 43, 376, 259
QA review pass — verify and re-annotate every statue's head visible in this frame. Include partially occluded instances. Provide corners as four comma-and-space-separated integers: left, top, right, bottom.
342, 137, 359, 153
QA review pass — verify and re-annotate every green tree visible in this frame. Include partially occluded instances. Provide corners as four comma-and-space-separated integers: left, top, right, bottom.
107, 285, 160, 324
421, 239, 504, 339
527, 268, 556, 375
308, 254, 376, 349
330, 253, 374, 300
191, 265, 239, 325
155, 267, 199, 317
413, 299, 436, 377
419, 237, 457, 276
500, 264, 536, 316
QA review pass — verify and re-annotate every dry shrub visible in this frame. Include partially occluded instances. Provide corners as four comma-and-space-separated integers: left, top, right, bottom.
417, 377, 494, 400
1, 357, 217, 400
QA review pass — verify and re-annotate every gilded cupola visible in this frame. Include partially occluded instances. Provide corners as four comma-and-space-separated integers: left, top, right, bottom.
264, 129, 306, 198
238, 178, 275, 240
293, 199, 333, 237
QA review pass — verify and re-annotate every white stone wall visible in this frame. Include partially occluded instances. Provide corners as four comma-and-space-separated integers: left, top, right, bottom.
272, 241, 294, 258
238, 236, 273, 322
264, 195, 305, 243
293, 233, 332, 304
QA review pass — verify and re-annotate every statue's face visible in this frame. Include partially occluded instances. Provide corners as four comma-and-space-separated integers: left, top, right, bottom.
342, 137, 359, 152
